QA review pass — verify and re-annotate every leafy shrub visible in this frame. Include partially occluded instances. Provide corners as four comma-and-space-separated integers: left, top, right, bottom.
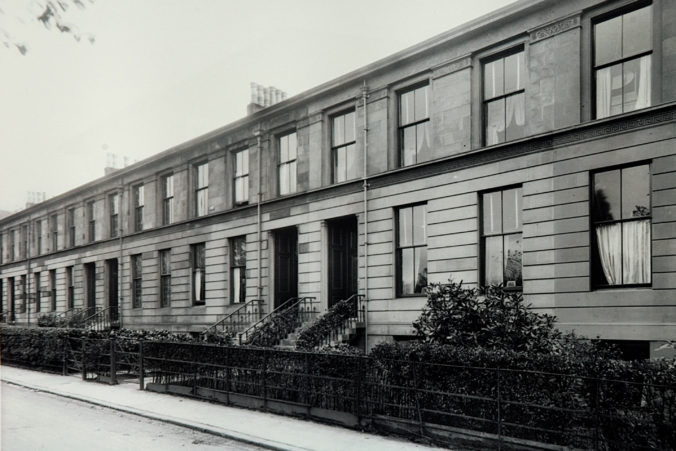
296, 298, 355, 350
245, 304, 299, 347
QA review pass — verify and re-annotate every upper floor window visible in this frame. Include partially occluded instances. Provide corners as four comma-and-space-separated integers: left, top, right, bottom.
162, 174, 174, 225
131, 254, 142, 308
109, 193, 119, 238
195, 162, 208, 217
230, 236, 246, 304
234, 150, 249, 205
278, 132, 297, 196
396, 204, 427, 296
50, 214, 58, 251
0, 233, 3, 264
9, 230, 15, 261
591, 164, 651, 287
35, 272, 41, 313
68, 207, 76, 247
483, 49, 525, 146
192, 243, 206, 305
87, 201, 96, 243
594, 4, 652, 119
159, 249, 171, 307
399, 84, 430, 166
332, 110, 358, 183
481, 187, 523, 288
35, 220, 43, 255
134, 185, 144, 232
21, 224, 28, 258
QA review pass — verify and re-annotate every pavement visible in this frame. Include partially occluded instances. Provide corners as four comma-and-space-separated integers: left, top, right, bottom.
0, 365, 447, 451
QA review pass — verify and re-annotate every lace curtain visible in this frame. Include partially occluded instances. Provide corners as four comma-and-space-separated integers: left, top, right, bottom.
595, 219, 651, 284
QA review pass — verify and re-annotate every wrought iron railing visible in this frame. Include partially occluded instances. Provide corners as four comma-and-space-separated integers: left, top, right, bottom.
0, 310, 10, 323
82, 306, 121, 331
320, 294, 365, 347
202, 299, 264, 338
238, 296, 317, 347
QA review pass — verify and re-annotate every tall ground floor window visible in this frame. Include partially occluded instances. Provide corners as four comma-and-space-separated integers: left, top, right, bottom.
230, 236, 246, 304
481, 186, 522, 288
192, 243, 206, 304
396, 204, 427, 296
592, 164, 651, 287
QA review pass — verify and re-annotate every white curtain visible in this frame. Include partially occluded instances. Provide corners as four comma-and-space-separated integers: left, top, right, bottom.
595, 223, 622, 284
194, 269, 203, 301
596, 68, 612, 119
634, 56, 652, 111
623, 219, 651, 284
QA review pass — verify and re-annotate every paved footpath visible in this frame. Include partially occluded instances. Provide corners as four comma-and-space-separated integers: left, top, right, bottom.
1, 365, 448, 451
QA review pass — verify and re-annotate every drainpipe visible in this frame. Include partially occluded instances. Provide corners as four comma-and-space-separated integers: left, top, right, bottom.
118, 181, 124, 328
26, 218, 32, 327
256, 129, 263, 305
361, 81, 370, 352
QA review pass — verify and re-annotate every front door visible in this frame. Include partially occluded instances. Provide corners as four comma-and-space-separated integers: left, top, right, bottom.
106, 259, 118, 321
85, 263, 96, 310
274, 227, 298, 308
328, 216, 359, 307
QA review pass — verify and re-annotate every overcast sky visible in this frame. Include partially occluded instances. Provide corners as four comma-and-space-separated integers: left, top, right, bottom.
0, 0, 515, 213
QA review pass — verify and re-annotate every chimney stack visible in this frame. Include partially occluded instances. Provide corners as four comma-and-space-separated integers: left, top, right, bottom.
247, 82, 288, 115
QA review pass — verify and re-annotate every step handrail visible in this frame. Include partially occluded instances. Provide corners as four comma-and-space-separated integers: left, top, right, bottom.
238, 296, 317, 346
203, 298, 264, 336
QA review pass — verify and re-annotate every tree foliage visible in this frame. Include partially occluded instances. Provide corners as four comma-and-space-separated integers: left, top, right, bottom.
1, 0, 96, 55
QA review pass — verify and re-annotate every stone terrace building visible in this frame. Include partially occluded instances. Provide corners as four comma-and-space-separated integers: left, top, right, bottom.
1, 0, 675, 357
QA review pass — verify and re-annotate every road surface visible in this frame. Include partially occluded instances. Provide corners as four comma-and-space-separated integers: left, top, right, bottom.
1, 382, 263, 451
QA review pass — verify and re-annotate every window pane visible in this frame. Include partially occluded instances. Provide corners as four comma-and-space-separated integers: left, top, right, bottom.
486, 98, 505, 146
288, 133, 297, 160
483, 191, 502, 235
197, 164, 208, 188
416, 122, 430, 161
289, 161, 297, 193
414, 247, 427, 293
242, 150, 249, 174
346, 143, 358, 180
279, 164, 289, 195
335, 147, 346, 183
484, 235, 503, 285
502, 187, 522, 233
505, 93, 525, 142
402, 127, 417, 166
484, 59, 504, 99
280, 135, 288, 162
623, 5, 652, 58
197, 189, 208, 216
594, 16, 622, 66
622, 165, 650, 218
242, 175, 249, 201
232, 267, 242, 303
232, 238, 246, 266
594, 223, 622, 285
622, 219, 651, 284
412, 204, 426, 245
345, 111, 355, 143
399, 207, 413, 247
400, 248, 414, 294
332, 115, 344, 147
593, 169, 621, 221
504, 51, 524, 93
414, 85, 428, 120
623, 56, 651, 113
400, 90, 414, 125
504, 233, 522, 287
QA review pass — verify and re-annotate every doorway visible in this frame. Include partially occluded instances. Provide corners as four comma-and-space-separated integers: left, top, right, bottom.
106, 259, 118, 321
328, 216, 358, 308
274, 227, 298, 308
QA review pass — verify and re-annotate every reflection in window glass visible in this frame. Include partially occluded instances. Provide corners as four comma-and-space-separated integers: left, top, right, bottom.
592, 164, 651, 286
397, 204, 427, 295
482, 187, 522, 288
399, 85, 429, 166
483, 49, 525, 146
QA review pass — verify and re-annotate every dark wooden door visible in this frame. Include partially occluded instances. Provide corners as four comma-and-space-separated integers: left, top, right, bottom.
85, 263, 96, 309
329, 216, 358, 308
106, 259, 118, 321
274, 227, 298, 308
